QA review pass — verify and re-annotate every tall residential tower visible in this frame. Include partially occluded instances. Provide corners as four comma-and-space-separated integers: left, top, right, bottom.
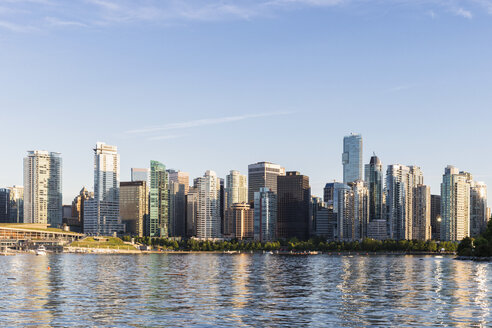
23, 151, 62, 227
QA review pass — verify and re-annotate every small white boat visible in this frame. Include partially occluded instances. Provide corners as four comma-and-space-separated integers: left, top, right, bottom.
36, 246, 47, 256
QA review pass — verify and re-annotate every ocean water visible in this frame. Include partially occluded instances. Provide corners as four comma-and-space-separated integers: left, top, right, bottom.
0, 253, 490, 327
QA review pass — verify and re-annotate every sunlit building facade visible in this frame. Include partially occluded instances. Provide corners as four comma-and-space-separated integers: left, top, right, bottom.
196, 170, 221, 239
440, 166, 471, 241
470, 181, 488, 237
226, 170, 248, 209
23, 151, 62, 227
248, 162, 285, 203
84, 142, 125, 235
342, 134, 363, 184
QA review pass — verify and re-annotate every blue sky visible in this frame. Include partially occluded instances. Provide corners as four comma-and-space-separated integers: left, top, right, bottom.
1, 0, 491, 202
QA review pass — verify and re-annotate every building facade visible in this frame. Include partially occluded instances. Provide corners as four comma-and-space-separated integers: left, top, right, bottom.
253, 187, 277, 242
277, 172, 311, 240
186, 187, 199, 238
225, 202, 253, 240
430, 195, 441, 240
148, 160, 169, 237
120, 181, 148, 237
196, 170, 221, 239
440, 166, 471, 241
412, 185, 431, 241
248, 162, 285, 203
8, 186, 24, 223
470, 181, 488, 237
385, 164, 424, 240
365, 154, 383, 222
84, 142, 125, 235
226, 170, 248, 209
342, 134, 363, 184
23, 151, 62, 227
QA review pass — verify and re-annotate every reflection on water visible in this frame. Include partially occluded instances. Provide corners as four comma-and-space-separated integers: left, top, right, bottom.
0, 254, 490, 327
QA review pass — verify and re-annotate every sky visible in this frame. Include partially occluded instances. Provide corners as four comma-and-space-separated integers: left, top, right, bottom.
0, 0, 491, 202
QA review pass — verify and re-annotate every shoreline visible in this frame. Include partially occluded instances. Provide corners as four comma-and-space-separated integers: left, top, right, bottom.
57, 248, 457, 256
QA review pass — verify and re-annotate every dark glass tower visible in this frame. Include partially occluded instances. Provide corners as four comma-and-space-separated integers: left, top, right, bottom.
364, 154, 383, 222
277, 172, 311, 240
430, 195, 441, 240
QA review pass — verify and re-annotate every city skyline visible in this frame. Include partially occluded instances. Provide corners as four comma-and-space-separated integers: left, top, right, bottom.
2, 139, 490, 203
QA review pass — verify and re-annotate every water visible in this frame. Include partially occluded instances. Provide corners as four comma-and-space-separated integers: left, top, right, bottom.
0, 254, 490, 327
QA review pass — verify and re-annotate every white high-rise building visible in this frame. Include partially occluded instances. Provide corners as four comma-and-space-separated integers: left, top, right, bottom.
196, 170, 221, 239
84, 142, 125, 235
226, 170, 247, 209
441, 166, 471, 241
342, 134, 363, 184
386, 165, 427, 240
23, 151, 62, 227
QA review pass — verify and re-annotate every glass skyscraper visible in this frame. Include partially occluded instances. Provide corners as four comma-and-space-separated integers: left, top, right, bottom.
253, 187, 277, 242
84, 142, 125, 235
365, 154, 383, 222
149, 160, 169, 237
342, 134, 363, 184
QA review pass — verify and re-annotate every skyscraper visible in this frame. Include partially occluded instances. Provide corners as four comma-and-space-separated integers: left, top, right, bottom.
469, 181, 487, 237
8, 186, 23, 223
430, 195, 441, 240
440, 166, 471, 241
226, 170, 248, 209
84, 142, 125, 235
350, 180, 369, 240
342, 134, 363, 184
196, 170, 221, 239
277, 171, 311, 240
248, 162, 285, 202
120, 181, 148, 237
0, 189, 9, 222
365, 154, 383, 221
169, 181, 187, 237
253, 187, 277, 242
23, 150, 62, 227
148, 160, 169, 237
311, 197, 336, 239
386, 165, 425, 240
186, 187, 199, 237
412, 185, 431, 241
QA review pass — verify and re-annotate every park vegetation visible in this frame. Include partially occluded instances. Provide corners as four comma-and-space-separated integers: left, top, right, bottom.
457, 219, 492, 257
121, 236, 458, 253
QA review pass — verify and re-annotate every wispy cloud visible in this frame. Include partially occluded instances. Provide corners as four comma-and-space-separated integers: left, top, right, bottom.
127, 111, 293, 134
0, 0, 490, 33
0, 19, 35, 32
452, 7, 473, 19
45, 16, 87, 27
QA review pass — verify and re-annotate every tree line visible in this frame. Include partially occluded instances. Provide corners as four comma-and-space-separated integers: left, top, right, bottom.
458, 219, 492, 257
121, 235, 458, 253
